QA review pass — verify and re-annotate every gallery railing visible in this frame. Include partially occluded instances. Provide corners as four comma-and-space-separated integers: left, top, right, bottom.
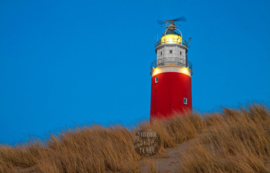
150, 58, 192, 72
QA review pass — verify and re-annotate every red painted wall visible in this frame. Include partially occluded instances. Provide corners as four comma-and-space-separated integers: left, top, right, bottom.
150, 72, 192, 121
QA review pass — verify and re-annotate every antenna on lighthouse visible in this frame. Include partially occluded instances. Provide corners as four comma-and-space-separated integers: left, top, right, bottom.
157, 16, 186, 30
157, 16, 186, 37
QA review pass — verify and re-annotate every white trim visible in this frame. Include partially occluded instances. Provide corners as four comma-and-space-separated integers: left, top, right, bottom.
151, 66, 192, 77
155, 76, 158, 83
184, 98, 187, 105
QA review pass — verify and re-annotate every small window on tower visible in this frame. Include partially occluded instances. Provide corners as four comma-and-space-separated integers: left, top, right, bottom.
184, 98, 187, 105
155, 76, 158, 83
161, 51, 162, 55
170, 50, 172, 53
180, 51, 182, 55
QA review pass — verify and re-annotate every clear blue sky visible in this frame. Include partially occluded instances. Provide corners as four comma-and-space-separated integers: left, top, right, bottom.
1, 0, 270, 145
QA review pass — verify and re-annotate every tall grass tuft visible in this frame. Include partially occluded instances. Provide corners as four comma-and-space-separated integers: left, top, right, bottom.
178, 103, 270, 172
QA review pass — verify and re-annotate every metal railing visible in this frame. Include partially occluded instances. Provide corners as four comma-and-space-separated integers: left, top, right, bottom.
155, 40, 189, 48
150, 58, 192, 72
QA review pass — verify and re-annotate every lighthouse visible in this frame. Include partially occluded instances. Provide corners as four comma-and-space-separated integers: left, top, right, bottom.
150, 17, 192, 121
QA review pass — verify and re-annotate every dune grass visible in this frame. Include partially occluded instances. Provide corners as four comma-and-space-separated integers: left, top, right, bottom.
178, 103, 270, 173
0, 110, 203, 173
0, 103, 269, 173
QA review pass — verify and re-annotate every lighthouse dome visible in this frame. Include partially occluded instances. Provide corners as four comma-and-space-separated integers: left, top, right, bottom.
160, 30, 182, 45
162, 30, 181, 36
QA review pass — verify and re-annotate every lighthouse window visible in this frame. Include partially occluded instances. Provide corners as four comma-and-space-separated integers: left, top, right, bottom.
170, 50, 172, 53
184, 98, 187, 105
180, 51, 182, 55
160, 51, 162, 55
155, 76, 158, 83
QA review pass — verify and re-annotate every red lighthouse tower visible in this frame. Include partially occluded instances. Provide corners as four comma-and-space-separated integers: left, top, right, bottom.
150, 18, 192, 121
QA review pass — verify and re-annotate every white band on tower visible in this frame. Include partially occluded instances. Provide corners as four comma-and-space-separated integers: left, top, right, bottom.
151, 66, 192, 77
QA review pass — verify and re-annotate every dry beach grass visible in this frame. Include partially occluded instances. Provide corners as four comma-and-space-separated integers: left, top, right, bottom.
178, 104, 270, 172
0, 103, 270, 173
